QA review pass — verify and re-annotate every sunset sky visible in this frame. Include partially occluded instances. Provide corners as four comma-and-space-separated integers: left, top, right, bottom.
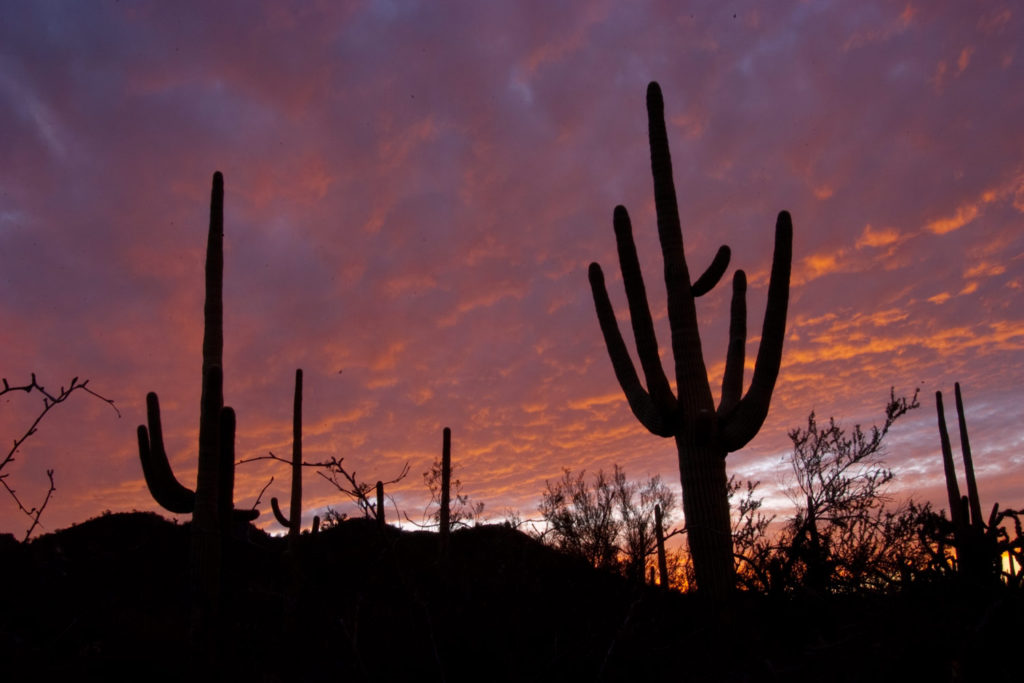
2, 1, 1022, 540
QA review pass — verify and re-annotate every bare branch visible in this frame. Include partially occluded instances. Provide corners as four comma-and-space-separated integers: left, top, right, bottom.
2, 374, 119, 539
251, 476, 275, 511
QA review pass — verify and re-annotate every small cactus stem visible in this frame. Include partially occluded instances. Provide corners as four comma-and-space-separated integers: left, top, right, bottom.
935, 390, 967, 531
654, 504, 669, 589
953, 383, 984, 527
376, 480, 385, 529
311, 515, 320, 534
270, 369, 305, 540
439, 427, 452, 555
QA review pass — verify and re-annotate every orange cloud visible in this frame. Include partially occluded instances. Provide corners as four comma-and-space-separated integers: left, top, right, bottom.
926, 176, 1020, 234
813, 185, 834, 200
801, 250, 844, 280
926, 203, 980, 234
964, 262, 1006, 279
856, 224, 902, 249
843, 3, 915, 50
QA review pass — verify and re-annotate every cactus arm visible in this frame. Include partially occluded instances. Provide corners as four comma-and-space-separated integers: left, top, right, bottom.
935, 390, 967, 530
612, 205, 677, 416
691, 245, 731, 297
220, 406, 257, 525
270, 497, 291, 528
588, 263, 673, 436
720, 212, 792, 452
718, 270, 747, 416
953, 383, 985, 527
137, 392, 196, 514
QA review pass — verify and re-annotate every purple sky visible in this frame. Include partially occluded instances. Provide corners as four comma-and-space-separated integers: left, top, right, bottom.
2, 1, 1022, 538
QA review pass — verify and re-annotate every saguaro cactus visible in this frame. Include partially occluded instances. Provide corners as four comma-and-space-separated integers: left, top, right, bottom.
439, 427, 452, 557
935, 383, 1022, 584
135, 172, 257, 667
375, 480, 385, 529
588, 82, 792, 599
654, 504, 669, 590
271, 369, 305, 542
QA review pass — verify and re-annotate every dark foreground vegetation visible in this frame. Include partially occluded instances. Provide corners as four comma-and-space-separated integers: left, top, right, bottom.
4, 81, 1020, 681
2, 511, 1020, 682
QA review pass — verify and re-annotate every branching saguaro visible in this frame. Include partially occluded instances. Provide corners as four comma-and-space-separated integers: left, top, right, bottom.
135, 172, 257, 669
588, 82, 792, 599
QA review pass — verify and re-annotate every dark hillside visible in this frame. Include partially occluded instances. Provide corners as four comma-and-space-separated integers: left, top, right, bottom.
1, 512, 1019, 681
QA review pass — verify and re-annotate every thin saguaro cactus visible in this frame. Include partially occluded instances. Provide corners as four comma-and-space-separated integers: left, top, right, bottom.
654, 504, 669, 590
271, 369, 305, 543
439, 427, 452, 558
935, 383, 1023, 584
588, 82, 792, 599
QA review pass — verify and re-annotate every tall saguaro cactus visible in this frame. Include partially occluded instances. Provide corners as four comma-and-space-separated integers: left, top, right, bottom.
588, 83, 792, 599
271, 369, 305, 544
439, 427, 452, 557
136, 172, 256, 667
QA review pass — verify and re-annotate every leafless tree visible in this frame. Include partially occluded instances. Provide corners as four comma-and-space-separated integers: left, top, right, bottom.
729, 477, 775, 591
1, 374, 118, 540
237, 452, 409, 521
416, 454, 484, 530
769, 388, 931, 593
538, 465, 681, 582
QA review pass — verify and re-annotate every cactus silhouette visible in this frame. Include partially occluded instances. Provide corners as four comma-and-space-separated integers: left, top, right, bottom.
439, 427, 452, 557
935, 383, 1022, 584
271, 369, 306, 542
135, 172, 257, 667
375, 480, 385, 529
654, 503, 669, 590
588, 82, 792, 599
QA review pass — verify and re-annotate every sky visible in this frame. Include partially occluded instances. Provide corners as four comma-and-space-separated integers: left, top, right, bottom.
1, 0, 1022, 540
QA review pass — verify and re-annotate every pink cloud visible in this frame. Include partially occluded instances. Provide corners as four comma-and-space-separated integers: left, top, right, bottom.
1, 1, 1022, 540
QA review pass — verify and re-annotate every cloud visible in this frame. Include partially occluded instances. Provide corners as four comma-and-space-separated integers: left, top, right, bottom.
2, 1, 1023, 536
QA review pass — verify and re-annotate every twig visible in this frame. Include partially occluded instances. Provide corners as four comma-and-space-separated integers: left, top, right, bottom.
238, 450, 410, 520
252, 476, 275, 511
2, 374, 119, 539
